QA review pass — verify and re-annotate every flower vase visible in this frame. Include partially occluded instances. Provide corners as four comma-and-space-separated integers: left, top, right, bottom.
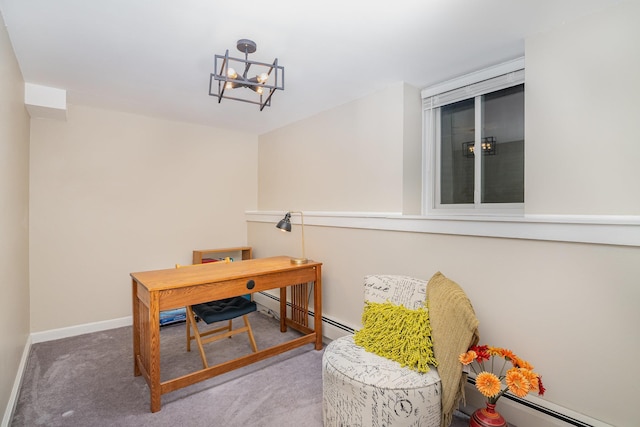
469, 403, 507, 427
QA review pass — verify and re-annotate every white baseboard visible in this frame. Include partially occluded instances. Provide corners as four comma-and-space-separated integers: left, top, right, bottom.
30, 316, 133, 344
2, 335, 32, 427
461, 383, 613, 427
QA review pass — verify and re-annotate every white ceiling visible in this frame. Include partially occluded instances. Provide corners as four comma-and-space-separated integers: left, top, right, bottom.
0, 0, 621, 134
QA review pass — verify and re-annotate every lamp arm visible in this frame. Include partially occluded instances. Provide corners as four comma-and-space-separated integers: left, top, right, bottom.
300, 212, 305, 260
289, 211, 306, 260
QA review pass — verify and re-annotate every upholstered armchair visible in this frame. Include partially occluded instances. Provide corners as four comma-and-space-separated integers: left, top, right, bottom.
322, 273, 479, 427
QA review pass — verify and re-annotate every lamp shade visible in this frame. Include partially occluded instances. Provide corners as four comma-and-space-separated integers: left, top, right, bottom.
276, 212, 292, 232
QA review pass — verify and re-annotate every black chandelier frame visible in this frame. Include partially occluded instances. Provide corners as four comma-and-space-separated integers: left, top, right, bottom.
209, 39, 285, 111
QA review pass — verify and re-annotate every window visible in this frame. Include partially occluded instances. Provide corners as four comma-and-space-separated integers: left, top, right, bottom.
422, 58, 525, 215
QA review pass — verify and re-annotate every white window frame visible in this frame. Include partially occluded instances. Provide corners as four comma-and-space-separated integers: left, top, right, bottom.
422, 57, 525, 216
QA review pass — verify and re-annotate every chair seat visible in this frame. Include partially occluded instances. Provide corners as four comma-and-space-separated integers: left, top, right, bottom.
323, 335, 441, 427
192, 297, 257, 324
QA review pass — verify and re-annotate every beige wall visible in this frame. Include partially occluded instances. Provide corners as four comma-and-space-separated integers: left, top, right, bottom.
402, 83, 423, 214
29, 105, 258, 332
525, 1, 640, 215
251, 3, 640, 427
0, 12, 31, 422
259, 82, 418, 213
249, 222, 638, 426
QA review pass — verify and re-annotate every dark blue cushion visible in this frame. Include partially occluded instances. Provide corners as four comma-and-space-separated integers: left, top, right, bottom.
192, 297, 257, 324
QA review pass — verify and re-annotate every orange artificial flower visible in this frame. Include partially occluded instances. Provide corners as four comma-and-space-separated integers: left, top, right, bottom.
516, 358, 534, 370
476, 372, 502, 398
487, 346, 503, 357
499, 348, 517, 363
460, 344, 546, 404
505, 368, 531, 398
459, 350, 477, 365
521, 369, 540, 393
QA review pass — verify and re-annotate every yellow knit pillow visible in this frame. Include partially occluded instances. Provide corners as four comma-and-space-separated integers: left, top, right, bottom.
354, 301, 438, 373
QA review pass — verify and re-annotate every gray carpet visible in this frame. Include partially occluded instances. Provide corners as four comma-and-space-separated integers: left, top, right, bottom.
11, 311, 471, 426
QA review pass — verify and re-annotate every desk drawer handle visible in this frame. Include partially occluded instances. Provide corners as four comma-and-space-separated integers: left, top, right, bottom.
246, 279, 255, 290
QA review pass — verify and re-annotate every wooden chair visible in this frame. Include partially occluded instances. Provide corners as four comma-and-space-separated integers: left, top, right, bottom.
176, 263, 258, 368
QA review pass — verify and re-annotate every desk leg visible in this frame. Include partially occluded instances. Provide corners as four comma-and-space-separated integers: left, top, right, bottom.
280, 287, 287, 332
148, 293, 162, 412
314, 265, 323, 350
132, 279, 141, 376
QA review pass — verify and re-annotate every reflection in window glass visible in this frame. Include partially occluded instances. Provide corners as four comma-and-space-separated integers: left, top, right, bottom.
481, 84, 525, 203
440, 98, 474, 204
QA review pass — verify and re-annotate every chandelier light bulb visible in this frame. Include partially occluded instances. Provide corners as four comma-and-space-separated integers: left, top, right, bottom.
256, 86, 264, 95
227, 68, 237, 79
257, 73, 269, 83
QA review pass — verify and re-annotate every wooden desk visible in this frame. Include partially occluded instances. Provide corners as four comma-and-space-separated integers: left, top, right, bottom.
131, 256, 323, 412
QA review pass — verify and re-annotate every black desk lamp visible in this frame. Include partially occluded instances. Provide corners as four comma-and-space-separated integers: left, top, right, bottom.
276, 211, 308, 265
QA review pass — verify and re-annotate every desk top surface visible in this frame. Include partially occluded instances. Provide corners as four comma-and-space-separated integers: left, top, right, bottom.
131, 256, 321, 291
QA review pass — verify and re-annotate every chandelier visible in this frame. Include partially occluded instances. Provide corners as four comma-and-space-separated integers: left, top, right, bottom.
463, 137, 497, 158
209, 39, 285, 111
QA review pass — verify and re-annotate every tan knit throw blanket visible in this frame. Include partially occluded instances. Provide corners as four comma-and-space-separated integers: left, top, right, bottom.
426, 272, 479, 427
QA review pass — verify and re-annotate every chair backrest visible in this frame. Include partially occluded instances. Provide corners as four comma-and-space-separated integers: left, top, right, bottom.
363, 275, 427, 310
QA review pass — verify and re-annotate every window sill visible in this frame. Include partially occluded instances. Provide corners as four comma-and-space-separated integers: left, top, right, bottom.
246, 211, 640, 247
